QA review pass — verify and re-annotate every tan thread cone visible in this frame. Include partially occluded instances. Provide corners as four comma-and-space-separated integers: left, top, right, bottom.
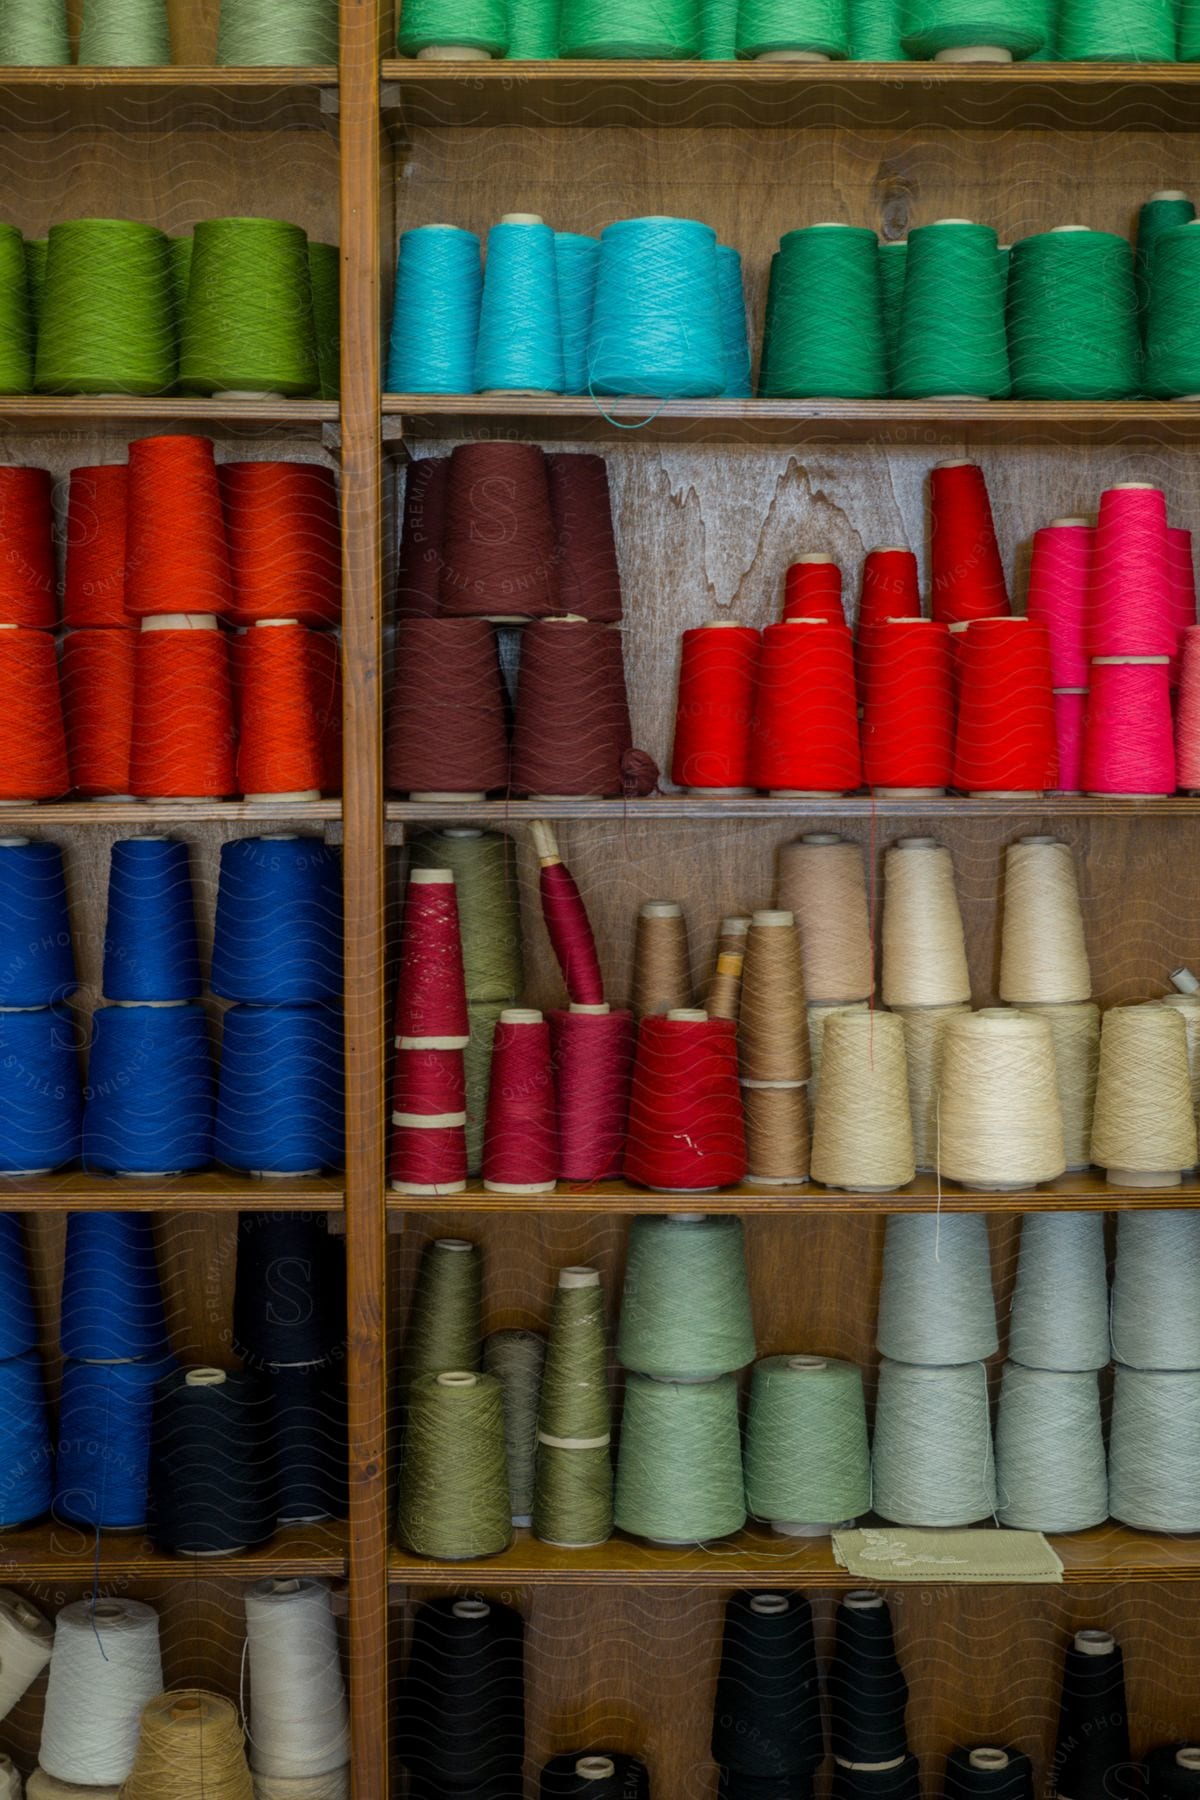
253, 1773, 350, 1800
999, 837, 1092, 1003
1158, 993, 1200, 1154
740, 910, 810, 1083
937, 1008, 1066, 1189
777, 834, 874, 1002
895, 1003, 970, 1171
743, 1083, 810, 1184
807, 999, 870, 1110
811, 1010, 914, 1191
707, 915, 750, 1022
631, 901, 692, 1020
119, 1690, 253, 1800
1091, 1003, 1198, 1182
1018, 1000, 1100, 1171
881, 839, 971, 1007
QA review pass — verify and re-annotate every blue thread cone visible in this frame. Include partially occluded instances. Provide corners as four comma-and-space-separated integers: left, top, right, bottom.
717, 244, 752, 397
0, 1353, 53, 1527
55, 1352, 178, 1529
211, 837, 343, 1004
0, 840, 76, 1007
0, 1005, 82, 1174
60, 1210, 170, 1359
215, 1004, 345, 1174
102, 838, 202, 1002
388, 225, 483, 394
554, 233, 600, 395
82, 1003, 214, 1176
475, 220, 566, 394
0, 1215, 36, 1358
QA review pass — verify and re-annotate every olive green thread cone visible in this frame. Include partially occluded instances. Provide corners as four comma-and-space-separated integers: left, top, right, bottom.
180, 217, 319, 397
36, 219, 175, 396
401, 1237, 483, 1401
533, 1269, 613, 1547
396, 1371, 513, 1560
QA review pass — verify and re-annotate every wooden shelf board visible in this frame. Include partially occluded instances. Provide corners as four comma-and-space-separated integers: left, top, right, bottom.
389, 1522, 1200, 1587
0, 1519, 347, 1581
387, 796, 1200, 825
384, 57, 1200, 130
0, 1172, 343, 1211
385, 395, 1200, 447
0, 68, 337, 130
386, 1170, 1200, 1215
0, 800, 342, 826
0, 398, 336, 434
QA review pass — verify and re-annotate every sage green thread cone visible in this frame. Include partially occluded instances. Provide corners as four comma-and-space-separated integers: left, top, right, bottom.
614, 1372, 746, 1544
1010, 1212, 1110, 1372
871, 1359, 996, 1527
0, 0, 69, 63
398, 0, 508, 54
78, 0, 172, 65
701, 0, 739, 57
401, 1237, 483, 1401
901, 0, 1045, 56
409, 829, 524, 1004
168, 235, 192, 340
1110, 1368, 1200, 1532
533, 1268, 613, 1547
180, 217, 318, 397
0, 228, 33, 395
396, 1370, 513, 1560
484, 1327, 546, 1524
1145, 223, 1200, 398
893, 220, 1010, 398
507, 0, 561, 57
851, 0, 908, 56
560, 0, 699, 53
1058, 0, 1173, 59
736, 0, 849, 58
763, 225, 885, 398
744, 1355, 870, 1529
309, 241, 341, 400
218, 0, 339, 64
1007, 228, 1139, 400
1136, 194, 1195, 344
36, 219, 174, 396
465, 1001, 506, 1175
23, 239, 47, 340
879, 239, 907, 387
617, 1215, 755, 1379
994, 1363, 1107, 1532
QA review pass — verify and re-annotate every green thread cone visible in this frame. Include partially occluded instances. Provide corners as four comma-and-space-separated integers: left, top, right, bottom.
396, 1371, 513, 1560
760, 224, 885, 399
168, 235, 192, 337
756, 250, 780, 395
901, 0, 1044, 55
0, 0, 69, 63
1183, 0, 1200, 58
1145, 223, 1200, 398
618, 1215, 755, 1379
78, 0, 172, 65
533, 1267, 613, 1547
408, 829, 524, 1002
1023, 0, 1055, 56
878, 238, 907, 389
465, 1000, 505, 1175
0, 228, 33, 395
217, 0, 339, 64
36, 219, 174, 396
1008, 228, 1139, 400
744, 1355, 871, 1528
559, 0, 699, 55
401, 1236, 482, 1400
180, 216, 318, 397
23, 238, 46, 341
736, 0, 849, 56
399, 0, 509, 54
893, 220, 1009, 399
483, 1328, 546, 1524
701, 0, 739, 56
851, 0, 908, 56
1057, 0, 1173, 59
507, 0, 560, 57
614, 1373, 746, 1544
1137, 192, 1195, 343
309, 240, 341, 400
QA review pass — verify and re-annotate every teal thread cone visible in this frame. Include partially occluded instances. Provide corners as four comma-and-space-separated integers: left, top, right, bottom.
744, 1355, 871, 1527
589, 217, 724, 398
717, 244, 752, 397
217, 0, 339, 63
1007, 228, 1139, 400
878, 239, 907, 389
78, 0, 172, 64
701, 0, 739, 55
893, 220, 1009, 399
614, 1372, 746, 1544
0, 0, 69, 62
1137, 193, 1195, 343
1144, 223, 1200, 398
901, 0, 1044, 55
1057, 0, 1173, 58
560, 0, 699, 54
554, 232, 598, 394
736, 0, 849, 55
507, 0, 560, 56
388, 225, 482, 393
180, 217, 318, 396
36, 220, 174, 396
851, 0, 908, 55
399, 0, 509, 53
532, 1268, 613, 1547
0, 228, 33, 395
475, 219, 565, 394
309, 240, 341, 400
617, 1214, 755, 1379
762, 224, 885, 398
757, 250, 780, 394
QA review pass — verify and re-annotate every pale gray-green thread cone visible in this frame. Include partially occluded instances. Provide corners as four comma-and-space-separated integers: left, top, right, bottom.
614, 1371, 746, 1544
995, 1363, 1107, 1532
745, 1354, 870, 1528
617, 1214, 755, 1378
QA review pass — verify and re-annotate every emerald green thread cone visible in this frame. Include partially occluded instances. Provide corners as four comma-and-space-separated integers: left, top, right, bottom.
309, 240, 341, 400
736, 0, 849, 57
618, 1214, 755, 1378
745, 1355, 871, 1529
507, 0, 561, 57
180, 216, 318, 397
217, 0, 339, 64
851, 0, 908, 55
78, 0, 172, 65
408, 829, 524, 1003
1007, 228, 1139, 400
396, 1370, 513, 1559
901, 0, 1044, 56
36, 219, 174, 395
893, 220, 1009, 398
533, 1267, 613, 1547
484, 1327, 546, 1524
878, 239, 907, 388
762, 225, 885, 398
1023, 0, 1054, 55
560, 0, 699, 55
401, 1237, 483, 1401
1058, 0, 1173, 59
1183, 0, 1200, 58
614, 1372, 746, 1544
0, 228, 33, 395
701, 0, 739, 56
398, 0, 508, 54
0, 0, 69, 62
1137, 194, 1195, 343
757, 250, 780, 394
1145, 223, 1200, 397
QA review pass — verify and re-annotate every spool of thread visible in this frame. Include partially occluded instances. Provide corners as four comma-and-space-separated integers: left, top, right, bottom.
387, 618, 509, 798
750, 620, 861, 794
61, 1210, 167, 1358
0, 2, 69, 62
999, 837, 1091, 1003
0, 468, 55, 627
212, 837, 342, 1004
125, 435, 231, 619
1170, 528, 1196, 680
395, 868, 469, 1048
180, 217, 318, 397
55, 1354, 176, 1530
546, 454, 622, 622
783, 556, 846, 624
1010, 1212, 1110, 1372
761, 224, 886, 398
1091, 1002, 1197, 1186
859, 546, 920, 636
533, 1266, 612, 1548
130, 618, 236, 800
937, 1009, 1065, 1190
215, 1004, 345, 1174
39, 1600, 162, 1787
1026, 519, 1093, 690
1137, 193, 1197, 343
944, 1749, 1035, 1800
397, 1598, 524, 1793
102, 837, 200, 1001
1051, 688, 1088, 794
532, 823, 603, 1006
233, 1214, 344, 1366
265, 1363, 349, 1522
745, 1357, 870, 1532
397, 1370, 512, 1560
0, 228, 31, 397
671, 622, 760, 793
707, 915, 750, 1020
218, 0, 339, 61
1008, 229, 1140, 400
1016, 1001, 1099, 1171
901, 0, 1044, 54
0, 1353, 51, 1524
409, 828, 523, 1004
482, 1008, 557, 1193
0, 1590, 50, 1723
928, 461, 1008, 623
631, 901, 692, 1018
735, 0, 848, 55
743, 1083, 810, 1185
0, 1007, 81, 1174
387, 226, 483, 393
541, 1754, 650, 1799
893, 220, 1009, 398
777, 835, 873, 1003
1112, 1209, 1200, 1368
149, 1366, 278, 1554
237, 621, 325, 801
1084, 657, 1175, 796
465, 1003, 505, 1176
475, 217, 564, 395
391, 1041, 467, 1196
83, 1003, 214, 1176
221, 462, 341, 629
36, 221, 174, 396
1054, 1630, 1131, 1800
811, 1010, 913, 1191
895, 1003, 968, 1171
588, 217, 724, 398
952, 618, 1056, 794
881, 838, 970, 1007
1160, 991, 1200, 1146
862, 618, 954, 794
550, 1006, 635, 1182
829, 1591, 909, 1764
0, 840, 75, 1006
624, 1014, 747, 1190
1146, 1746, 1200, 1800
739, 911, 810, 1083
511, 619, 631, 798
1057, 0, 1173, 59
396, 457, 448, 619
484, 1328, 545, 1526
244, 1578, 349, 1780
439, 441, 558, 619
401, 1237, 482, 1398
120, 1691, 253, 1800
618, 1213, 754, 1376
0, 629, 69, 801
852, 0, 907, 55
711, 1593, 823, 1778
1088, 482, 1172, 658
877, 1213, 998, 1363
78, 0, 172, 63
994, 1363, 1107, 1532
614, 1371, 745, 1544
717, 243, 752, 395
553, 240, 600, 394
872, 1359, 996, 1526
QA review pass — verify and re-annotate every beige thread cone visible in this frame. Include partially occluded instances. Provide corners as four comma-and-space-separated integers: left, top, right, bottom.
811, 1010, 914, 1192
743, 1082, 810, 1185
895, 1002, 970, 1171
740, 910, 810, 1083
938, 1009, 1066, 1190
881, 838, 970, 1008
1091, 1003, 1197, 1186
1018, 1000, 1100, 1172
631, 900, 691, 1019
707, 915, 750, 1021
999, 837, 1091, 1003
777, 833, 873, 1002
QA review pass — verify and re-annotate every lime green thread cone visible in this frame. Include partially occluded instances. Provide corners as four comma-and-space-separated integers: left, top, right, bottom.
745, 1355, 871, 1527
180, 217, 319, 396
398, 0, 509, 55
533, 1269, 613, 1547
36, 219, 174, 396
396, 1371, 513, 1560
0, 0, 69, 63
1008, 228, 1139, 400
0, 228, 33, 395
309, 240, 341, 400
168, 235, 192, 339
614, 1373, 746, 1544
761, 225, 885, 398
217, 0, 339, 64
893, 220, 1010, 398
736, 0, 849, 56
23, 238, 47, 341
78, 0, 172, 65
1145, 223, 1200, 398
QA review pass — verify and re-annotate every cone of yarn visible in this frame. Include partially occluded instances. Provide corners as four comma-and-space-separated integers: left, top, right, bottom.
396, 1597, 524, 1792
39, 1599, 162, 1787
510, 620, 632, 798
1145, 222, 1200, 398
36, 221, 174, 396
62, 628, 135, 797
929, 462, 1008, 624
401, 1237, 482, 1399
893, 220, 1009, 399
78, 0, 172, 64
1109, 1369, 1200, 1533
553, 238, 600, 392
550, 1007, 635, 1182
707, 915, 750, 1021
952, 617, 1056, 793
0, 468, 54, 627
739, 910, 809, 1083
395, 868, 469, 1047
999, 837, 1090, 1003
439, 443, 558, 619
386, 618, 509, 797
881, 838, 970, 1007
735, 0, 848, 55
807, 1001, 870, 1115
546, 454, 622, 622
1087, 483, 1172, 658
391, 1044, 468, 1196
588, 217, 723, 398
631, 901, 691, 1019
474, 218, 565, 396
532, 825, 602, 1006
623, 1014, 746, 1190
397, 1371, 512, 1560
783, 556, 845, 625
1170, 528, 1196, 681
221, 461, 341, 628
533, 1267, 612, 1548
1160, 991, 1200, 1146
408, 826, 523, 1004
0, 1, 69, 63
218, 0, 340, 61
1051, 688, 1087, 794
859, 546, 921, 633
745, 1356, 870, 1531
995, 1364, 1107, 1532
711, 1592, 823, 1778
828, 1592, 909, 1766
749, 620, 861, 793
387, 225, 483, 394
484, 1328, 545, 1526
895, 1003, 968, 1171
1017, 1001, 1100, 1171
877, 1213, 998, 1362
811, 1010, 914, 1191
613, 1371, 746, 1545
1008, 229, 1140, 400
180, 217, 318, 397
937, 1009, 1066, 1189
776, 834, 873, 1002
130, 620, 235, 799
1009, 1211, 1110, 1371
1091, 1002, 1197, 1185
1054, 1632, 1131, 1800
482, 1008, 557, 1193
119, 1691, 253, 1800
871, 1359, 996, 1527
761, 225, 885, 399
618, 1213, 754, 1377
63, 465, 128, 627
900, 0, 1044, 55
397, 457, 449, 619
1085, 657, 1176, 797
743, 1083, 810, 1185
0, 629, 68, 801
861, 618, 954, 793
1025, 519, 1093, 690
1112, 1209, 1200, 1369
671, 622, 760, 792
125, 435, 232, 619
237, 622, 324, 800
0, 1590, 50, 1724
